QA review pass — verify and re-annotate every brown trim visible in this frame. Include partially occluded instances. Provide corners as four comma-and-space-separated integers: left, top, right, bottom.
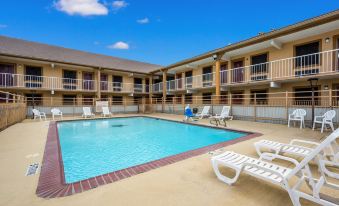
36, 117, 261, 198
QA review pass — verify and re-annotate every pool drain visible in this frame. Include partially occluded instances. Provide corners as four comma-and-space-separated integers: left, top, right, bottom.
111, 124, 127, 127
26, 163, 39, 176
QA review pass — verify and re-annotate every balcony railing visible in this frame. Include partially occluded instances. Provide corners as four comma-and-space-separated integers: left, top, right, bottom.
0, 74, 97, 91
222, 48, 339, 85
100, 81, 145, 93
165, 49, 339, 91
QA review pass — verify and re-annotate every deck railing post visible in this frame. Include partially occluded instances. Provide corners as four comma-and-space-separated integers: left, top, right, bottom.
285, 91, 289, 123
254, 93, 257, 122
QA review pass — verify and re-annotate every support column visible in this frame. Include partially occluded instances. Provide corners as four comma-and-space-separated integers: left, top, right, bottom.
96, 68, 101, 100
215, 55, 221, 104
148, 76, 153, 104
162, 70, 167, 112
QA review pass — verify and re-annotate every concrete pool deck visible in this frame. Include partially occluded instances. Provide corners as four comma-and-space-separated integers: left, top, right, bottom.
0, 113, 337, 206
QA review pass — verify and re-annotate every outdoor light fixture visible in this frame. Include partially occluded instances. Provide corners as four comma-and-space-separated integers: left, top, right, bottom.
308, 77, 319, 128
325, 37, 330, 43
324, 85, 329, 90
212, 54, 218, 60
51, 90, 55, 95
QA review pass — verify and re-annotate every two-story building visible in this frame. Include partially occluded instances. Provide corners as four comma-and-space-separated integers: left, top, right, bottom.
1, 10, 339, 109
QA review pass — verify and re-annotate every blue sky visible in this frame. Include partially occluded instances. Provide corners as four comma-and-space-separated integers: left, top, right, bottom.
0, 1, 337, 66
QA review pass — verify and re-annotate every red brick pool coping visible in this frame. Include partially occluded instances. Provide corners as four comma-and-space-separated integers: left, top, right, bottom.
36, 119, 261, 198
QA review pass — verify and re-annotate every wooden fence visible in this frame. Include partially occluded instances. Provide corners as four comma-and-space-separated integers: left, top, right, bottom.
0, 91, 26, 131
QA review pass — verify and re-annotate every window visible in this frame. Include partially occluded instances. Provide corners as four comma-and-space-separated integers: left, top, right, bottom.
145, 79, 149, 92
294, 87, 319, 106
112, 96, 123, 104
185, 71, 193, 88
295, 42, 320, 67
251, 54, 268, 75
133, 96, 142, 104
220, 63, 228, 84
25, 66, 42, 76
63, 95, 76, 105
232, 60, 244, 83
251, 90, 268, 105
100, 74, 108, 90
25, 66, 43, 87
166, 95, 174, 103
175, 95, 182, 104
231, 91, 244, 105
220, 91, 228, 104
0, 63, 15, 87
185, 94, 192, 104
202, 93, 212, 104
134, 78, 143, 92
25, 94, 43, 106
63, 70, 77, 90
113, 75, 123, 91
101, 95, 109, 101
202, 66, 213, 87
83, 95, 94, 105
63, 70, 77, 79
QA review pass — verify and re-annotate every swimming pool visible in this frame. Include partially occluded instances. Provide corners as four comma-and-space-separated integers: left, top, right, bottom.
57, 117, 247, 183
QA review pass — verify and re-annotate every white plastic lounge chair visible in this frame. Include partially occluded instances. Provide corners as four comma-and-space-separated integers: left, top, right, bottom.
313, 110, 336, 133
255, 138, 338, 162
82, 107, 95, 118
209, 106, 233, 126
51, 108, 63, 120
101, 106, 112, 117
288, 109, 306, 129
196, 106, 211, 119
211, 128, 339, 206
32, 109, 46, 121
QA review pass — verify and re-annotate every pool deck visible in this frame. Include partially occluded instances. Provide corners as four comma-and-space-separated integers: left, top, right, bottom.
0, 113, 337, 206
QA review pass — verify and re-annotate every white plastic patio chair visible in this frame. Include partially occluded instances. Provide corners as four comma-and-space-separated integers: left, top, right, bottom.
288, 109, 306, 129
101, 106, 112, 117
209, 106, 233, 126
51, 108, 63, 120
82, 107, 95, 118
196, 106, 211, 119
211, 128, 339, 206
32, 109, 46, 121
313, 110, 336, 133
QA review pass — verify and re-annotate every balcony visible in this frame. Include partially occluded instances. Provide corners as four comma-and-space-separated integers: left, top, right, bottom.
165, 49, 339, 91
0, 74, 97, 91
100, 81, 146, 93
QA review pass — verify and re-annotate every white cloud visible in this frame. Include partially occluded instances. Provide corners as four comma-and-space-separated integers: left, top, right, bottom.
55, 0, 108, 16
137, 17, 149, 24
112, 1, 128, 10
0, 24, 8, 29
107, 41, 129, 50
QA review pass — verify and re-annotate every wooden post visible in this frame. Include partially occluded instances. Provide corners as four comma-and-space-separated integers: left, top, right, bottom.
285, 91, 289, 122
96, 68, 101, 99
254, 93, 257, 121
162, 70, 167, 112
329, 88, 332, 108
149, 76, 153, 105
215, 58, 221, 104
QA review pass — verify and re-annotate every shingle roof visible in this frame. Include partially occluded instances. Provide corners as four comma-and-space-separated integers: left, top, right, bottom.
0, 35, 161, 74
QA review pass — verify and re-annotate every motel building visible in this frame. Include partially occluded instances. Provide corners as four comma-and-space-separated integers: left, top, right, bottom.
0, 10, 339, 118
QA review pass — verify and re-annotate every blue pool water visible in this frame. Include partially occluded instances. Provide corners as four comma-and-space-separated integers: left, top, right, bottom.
57, 117, 247, 183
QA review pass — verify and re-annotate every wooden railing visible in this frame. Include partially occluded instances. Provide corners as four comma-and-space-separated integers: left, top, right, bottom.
0, 91, 26, 131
